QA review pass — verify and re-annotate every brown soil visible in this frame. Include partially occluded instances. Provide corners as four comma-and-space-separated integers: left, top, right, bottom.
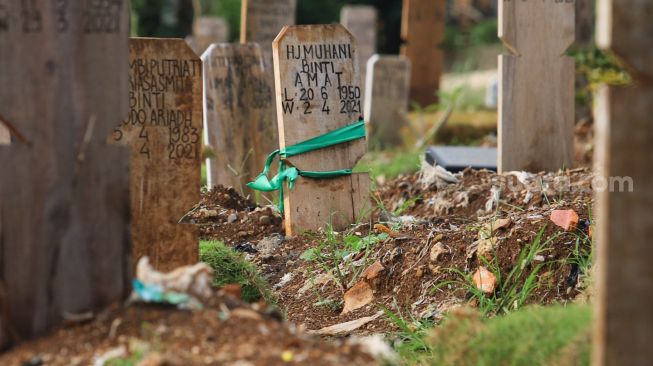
186, 185, 284, 245
264, 168, 594, 333
0, 297, 375, 366
1, 168, 595, 363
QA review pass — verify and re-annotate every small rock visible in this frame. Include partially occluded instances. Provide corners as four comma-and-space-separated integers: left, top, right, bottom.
259, 215, 272, 225
361, 261, 385, 280
429, 242, 446, 262
472, 266, 497, 294
257, 234, 284, 258
550, 209, 579, 231
237, 231, 248, 238
415, 267, 424, 278
227, 213, 238, 223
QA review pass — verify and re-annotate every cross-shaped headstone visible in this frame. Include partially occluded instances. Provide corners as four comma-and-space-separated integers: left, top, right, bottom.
0, 0, 131, 345
498, 0, 575, 172
110, 38, 203, 271
594, 1, 653, 365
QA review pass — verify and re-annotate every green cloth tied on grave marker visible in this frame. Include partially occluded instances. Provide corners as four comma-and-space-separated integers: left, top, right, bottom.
247, 118, 366, 213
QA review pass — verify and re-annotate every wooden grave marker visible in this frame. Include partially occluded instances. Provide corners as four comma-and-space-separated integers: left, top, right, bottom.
498, 0, 575, 173
185, 16, 229, 56
273, 24, 370, 235
241, 0, 297, 70
400, 0, 446, 106
340, 5, 377, 98
0, 124, 8, 144
594, 1, 653, 365
364, 55, 411, 147
0, 0, 131, 345
110, 38, 202, 271
202, 43, 275, 193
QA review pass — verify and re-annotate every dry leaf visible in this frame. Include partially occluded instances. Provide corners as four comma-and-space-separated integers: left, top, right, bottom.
342, 281, 374, 315
430, 242, 446, 263
472, 266, 497, 294
373, 223, 400, 238
361, 261, 385, 280
310, 311, 384, 336
550, 209, 579, 231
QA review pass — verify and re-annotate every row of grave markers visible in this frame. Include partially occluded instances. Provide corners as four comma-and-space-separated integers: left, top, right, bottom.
1, 1, 651, 363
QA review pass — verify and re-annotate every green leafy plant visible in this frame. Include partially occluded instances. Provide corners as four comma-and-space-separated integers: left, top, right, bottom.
199, 240, 275, 303
300, 224, 389, 292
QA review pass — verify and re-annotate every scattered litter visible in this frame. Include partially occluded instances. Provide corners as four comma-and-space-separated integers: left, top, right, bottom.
348, 334, 398, 363
506, 171, 536, 186
310, 311, 384, 336
274, 272, 294, 290
484, 186, 501, 213
418, 162, 459, 187
234, 242, 258, 254
131, 257, 213, 309
93, 346, 126, 366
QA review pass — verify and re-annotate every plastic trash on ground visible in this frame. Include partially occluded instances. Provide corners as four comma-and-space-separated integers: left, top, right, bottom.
130, 256, 214, 310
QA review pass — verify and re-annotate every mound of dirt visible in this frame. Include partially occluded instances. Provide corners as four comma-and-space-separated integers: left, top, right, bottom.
187, 185, 284, 245
258, 168, 594, 334
0, 296, 376, 366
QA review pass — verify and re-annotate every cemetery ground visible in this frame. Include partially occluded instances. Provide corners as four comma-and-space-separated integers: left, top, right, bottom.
0, 88, 597, 366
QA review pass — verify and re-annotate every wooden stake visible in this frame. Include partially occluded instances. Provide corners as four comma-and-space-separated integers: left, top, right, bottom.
364, 55, 411, 147
110, 38, 202, 271
0, 1, 131, 345
202, 43, 276, 195
340, 5, 378, 98
498, 0, 575, 172
594, 1, 653, 365
185, 16, 229, 56
241, 0, 296, 70
272, 25, 370, 235
400, 0, 446, 107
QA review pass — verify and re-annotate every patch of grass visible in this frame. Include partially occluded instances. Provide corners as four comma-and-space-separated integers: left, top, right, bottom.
390, 305, 591, 366
434, 226, 562, 316
354, 150, 421, 180
199, 240, 274, 303
300, 224, 389, 292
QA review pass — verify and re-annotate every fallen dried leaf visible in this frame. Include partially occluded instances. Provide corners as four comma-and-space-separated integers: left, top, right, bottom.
550, 209, 579, 231
429, 242, 446, 263
310, 312, 384, 336
373, 223, 400, 238
342, 281, 374, 315
478, 218, 512, 239
472, 267, 497, 294
361, 261, 385, 280
476, 238, 497, 258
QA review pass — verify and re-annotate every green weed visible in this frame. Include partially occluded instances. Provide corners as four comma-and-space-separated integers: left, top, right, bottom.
199, 240, 274, 303
300, 224, 389, 292
434, 226, 561, 316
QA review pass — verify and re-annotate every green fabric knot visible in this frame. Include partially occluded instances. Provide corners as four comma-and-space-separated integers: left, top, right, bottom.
247, 118, 366, 213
